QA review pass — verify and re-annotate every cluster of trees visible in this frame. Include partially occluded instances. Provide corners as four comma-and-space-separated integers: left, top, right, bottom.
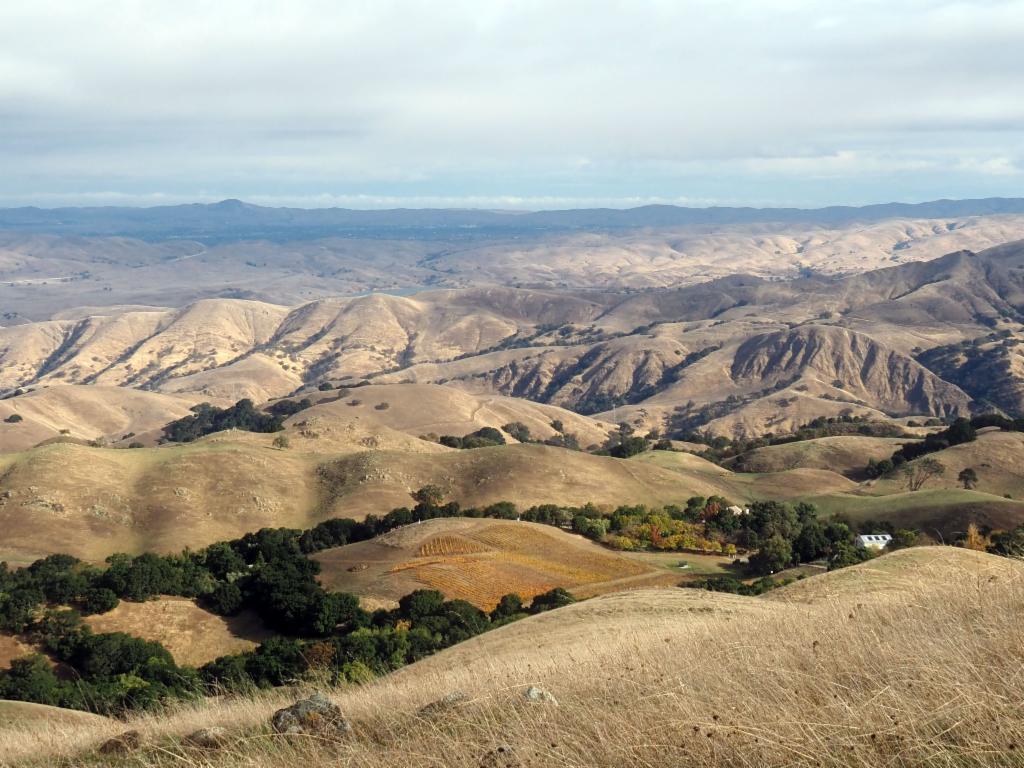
265, 397, 315, 418
689, 574, 795, 596
892, 417, 977, 464
737, 501, 902, 575
161, 399, 284, 442
439, 426, 506, 449
0, 613, 198, 715
534, 495, 877, 573
0, 509, 579, 714
593, 423, 650, 458
590, 503, 737, 554
200, 587, 573, 690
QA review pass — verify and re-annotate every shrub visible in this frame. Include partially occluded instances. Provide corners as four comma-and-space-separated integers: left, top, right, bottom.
490, 593, 524, 621
609, 436, 649, 458
439, 427, 506, 449
266, 398, 313, 418
204, 582, 244, 615
4, 414, 23, 424
502, 422, 532, 443
79, 588, 120, 615
529, 588, 575, 613
748, 536, 792, 576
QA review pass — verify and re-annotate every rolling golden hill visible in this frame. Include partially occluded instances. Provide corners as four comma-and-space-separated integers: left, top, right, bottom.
0, 434, 725, 564
4, 547, 1021, 767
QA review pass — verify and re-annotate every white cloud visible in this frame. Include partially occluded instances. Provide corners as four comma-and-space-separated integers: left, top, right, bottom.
0, 0, 1021, 206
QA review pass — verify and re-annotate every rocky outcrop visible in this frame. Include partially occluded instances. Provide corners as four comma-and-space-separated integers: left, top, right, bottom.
270, 692, 351, 737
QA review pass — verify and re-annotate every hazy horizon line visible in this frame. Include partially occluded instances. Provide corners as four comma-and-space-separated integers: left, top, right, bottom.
2, 193, 1022, 213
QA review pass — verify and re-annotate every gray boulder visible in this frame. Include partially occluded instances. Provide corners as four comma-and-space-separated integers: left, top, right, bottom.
271, 692, 351, 737
524, 685, 558, 705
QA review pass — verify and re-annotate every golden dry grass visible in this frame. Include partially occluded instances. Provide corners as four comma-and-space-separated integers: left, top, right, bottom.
83, 598, 271, 667
0, 435, 723, 564
293, 383, 614, 449
727, 435, 910, 475
2, 547, 1022, 767
0, 636, 33, 671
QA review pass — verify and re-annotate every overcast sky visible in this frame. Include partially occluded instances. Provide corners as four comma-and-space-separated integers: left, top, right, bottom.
1, 0, 1022, 209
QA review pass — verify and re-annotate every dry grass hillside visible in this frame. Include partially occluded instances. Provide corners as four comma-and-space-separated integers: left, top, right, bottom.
315, 443, 723, 519
4, 241, 1024, 442
859, 429, 1024, 501
4, 407, 1024, 565
0, 385, 198, 451
0, 435, 712, 563
727, 435, 910, 476
289, 383, 613, 448
314, 517, 670, 610
4, 547, 1022, 767
82, 598, 271, 667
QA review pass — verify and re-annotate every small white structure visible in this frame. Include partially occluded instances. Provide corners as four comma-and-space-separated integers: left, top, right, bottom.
856, 533, 892, 550
726, 505, 751, 516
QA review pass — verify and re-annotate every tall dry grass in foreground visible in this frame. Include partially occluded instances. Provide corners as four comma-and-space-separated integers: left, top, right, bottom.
3, 547, 1024, 767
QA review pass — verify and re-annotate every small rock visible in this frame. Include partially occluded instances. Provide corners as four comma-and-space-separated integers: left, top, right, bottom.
185, 726, 229, 749
98, 730, 142, 755
418, 690, 470, 718
480, 743, 521, 768
524, 685, 558, 705
271, 692, 351, 737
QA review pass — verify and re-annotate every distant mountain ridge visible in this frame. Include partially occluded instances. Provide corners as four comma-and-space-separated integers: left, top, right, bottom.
5, 241, 1024, 441
2, 197, 1023, 242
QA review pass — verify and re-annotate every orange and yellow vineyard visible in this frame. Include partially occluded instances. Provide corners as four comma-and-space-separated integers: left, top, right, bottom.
389, 521, 654, 609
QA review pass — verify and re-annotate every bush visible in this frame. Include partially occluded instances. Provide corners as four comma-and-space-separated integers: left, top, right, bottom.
204, 582, 244, 615
748, 536, 792, 575
399, 590, 446, 620
502, 422, 532, 443
439, 427, 506, 449
266, 398, 313, 418
4, 414, 23, 424
490, 593, 524, 621
529, 588, 575, 613
609, 436, 649, 458
79, 588, 119, 615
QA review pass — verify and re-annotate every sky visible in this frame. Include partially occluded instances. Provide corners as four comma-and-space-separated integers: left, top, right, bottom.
1, 0, 1022, 210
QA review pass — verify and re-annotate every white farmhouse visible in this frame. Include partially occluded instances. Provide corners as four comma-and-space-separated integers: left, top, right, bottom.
856, 533, 892, 550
